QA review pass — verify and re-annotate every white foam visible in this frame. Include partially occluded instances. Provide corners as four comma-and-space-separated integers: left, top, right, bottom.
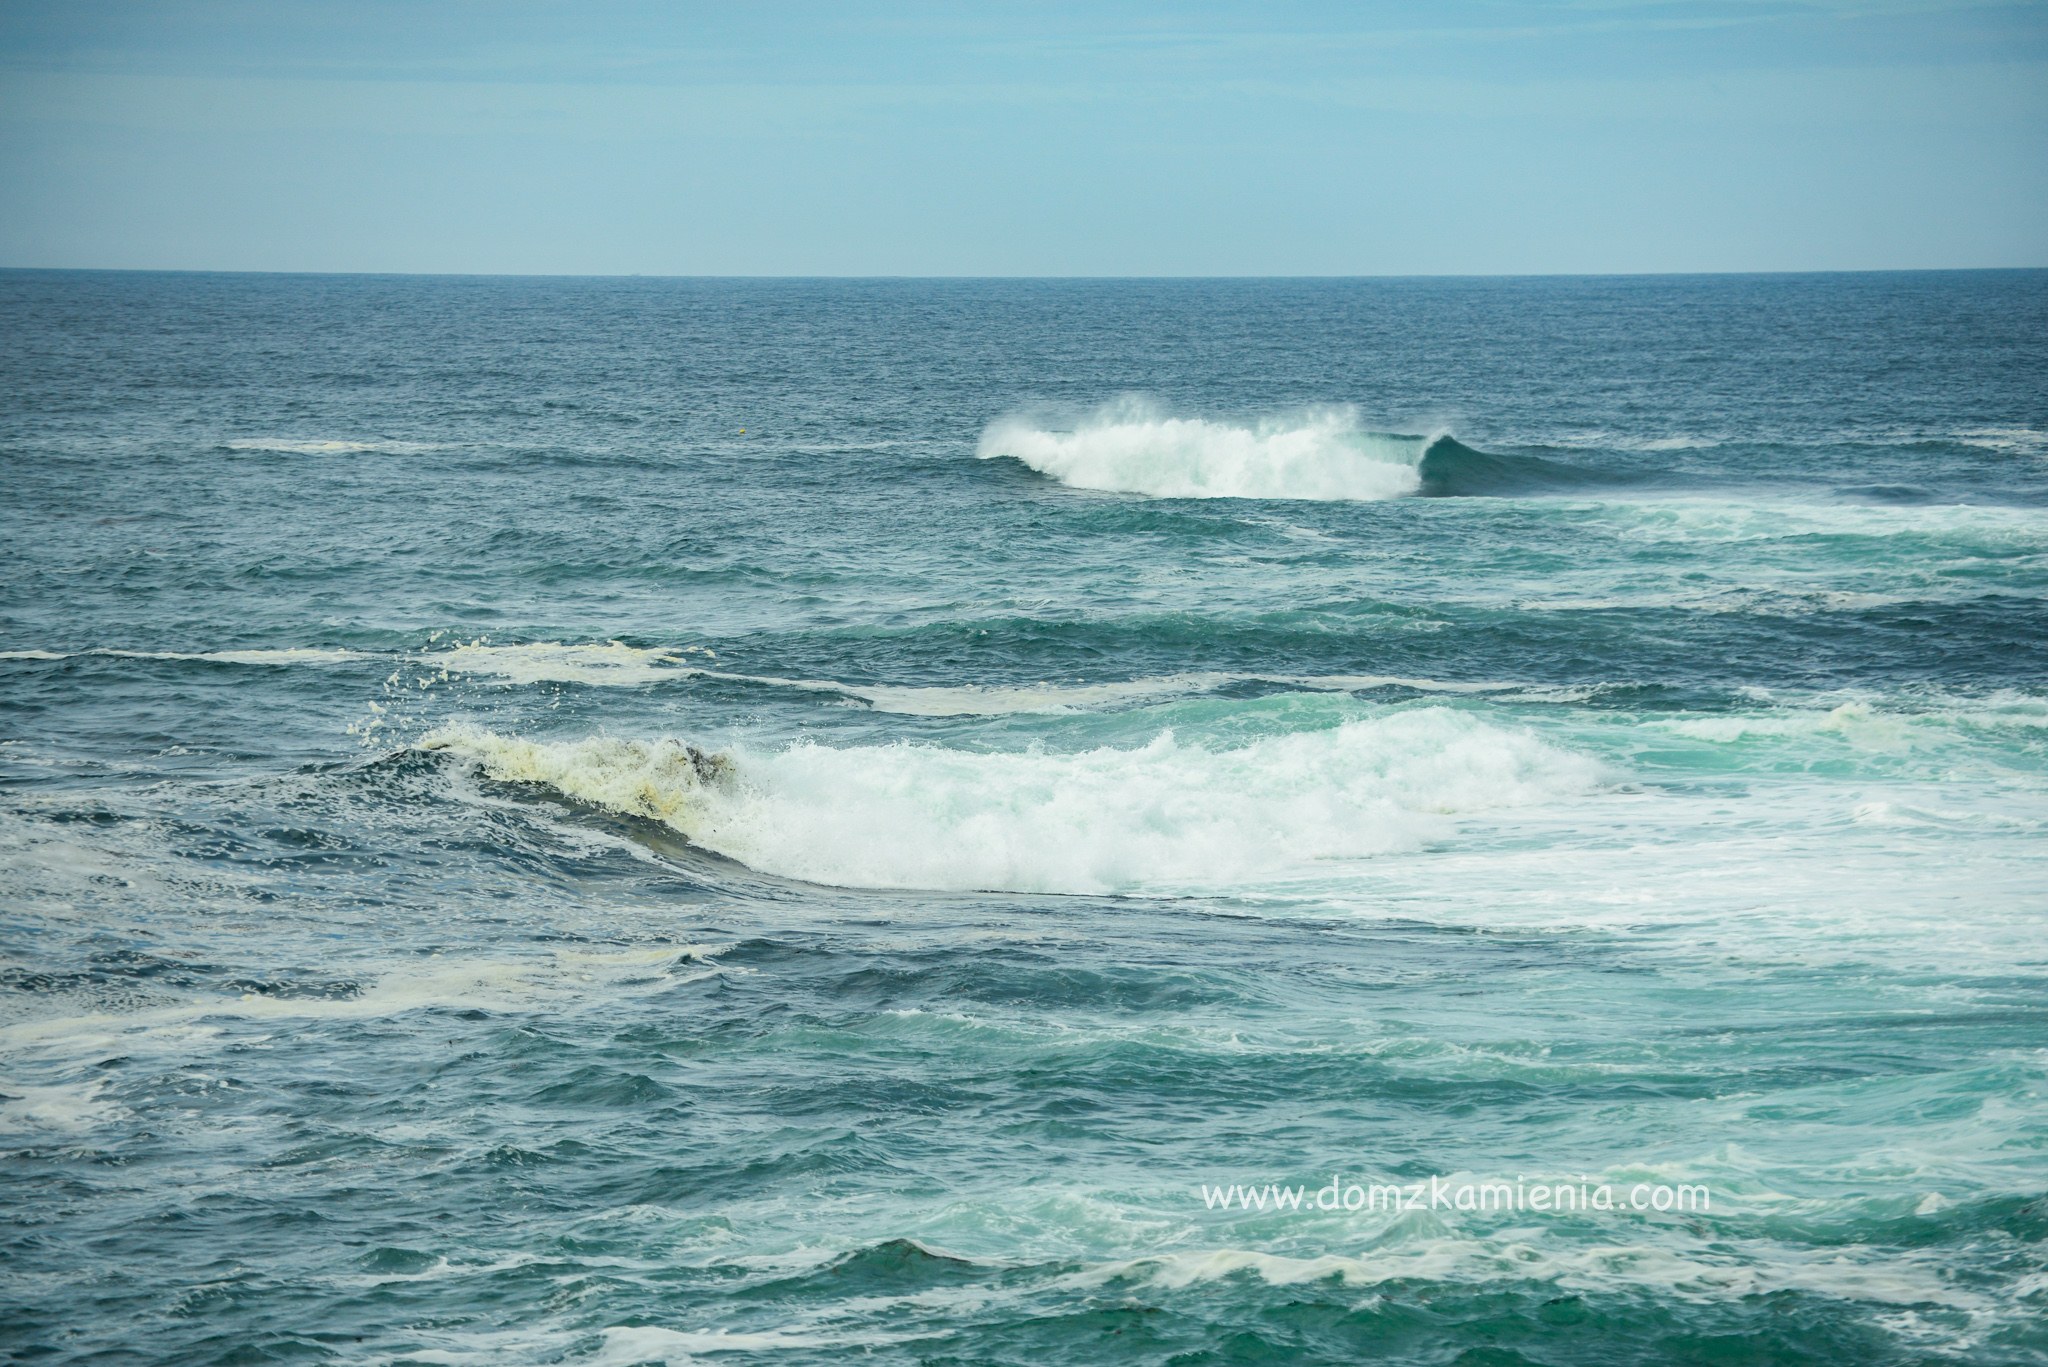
1656, 701, 1906, 745
1515, 588, 1947, 617
979, 399, 1428, 500
224, 438, 440, 455
0, 944, 732, 1061
1651, 695, 2048, 749
813, 672, 1555, 717
1595, 497, 2048, 546
1952, 427, 2047, 456
0, 647, 365, 666
421, 642, 834, 696
0, 639, 1572, 716
433, 641, 701, 687
127, 647, 366, 665
0, 1079, 125, 1134
845, 673, 1237, 716
591, 1325, 911, 1364
419, 653, 1512, 715
1542, 431, 1723, 452
421, 709, 1605, 894
1081, 1239, 1986, 1312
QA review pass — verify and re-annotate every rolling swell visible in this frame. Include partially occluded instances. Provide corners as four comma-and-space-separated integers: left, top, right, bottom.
1415, 435, 1629, 498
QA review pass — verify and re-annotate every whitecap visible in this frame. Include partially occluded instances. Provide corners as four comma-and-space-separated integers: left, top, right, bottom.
420, 709, 1606, 895
979, 399, 1429, 500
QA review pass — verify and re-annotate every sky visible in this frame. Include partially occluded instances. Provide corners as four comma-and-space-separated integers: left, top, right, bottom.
0, 1, 2043, 276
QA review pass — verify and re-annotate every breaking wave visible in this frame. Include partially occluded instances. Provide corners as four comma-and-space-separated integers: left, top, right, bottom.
978, 402, 1426, 500
420, 710, 1604, 895
977, 401, 1614, 501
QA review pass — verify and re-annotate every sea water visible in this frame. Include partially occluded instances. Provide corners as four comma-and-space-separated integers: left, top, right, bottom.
2, 271, 2045, 1364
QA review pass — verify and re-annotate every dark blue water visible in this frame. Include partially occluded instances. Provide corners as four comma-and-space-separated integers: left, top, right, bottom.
3, 270, 2046, 1365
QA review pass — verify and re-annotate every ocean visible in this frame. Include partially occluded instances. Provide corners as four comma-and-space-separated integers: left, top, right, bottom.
2, 270, 2045, 1365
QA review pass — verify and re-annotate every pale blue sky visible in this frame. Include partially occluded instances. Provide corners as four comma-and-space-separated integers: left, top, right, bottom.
1, 1, 2043, 274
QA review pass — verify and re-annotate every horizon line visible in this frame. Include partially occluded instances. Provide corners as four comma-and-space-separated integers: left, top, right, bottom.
3, 264, 2045, 283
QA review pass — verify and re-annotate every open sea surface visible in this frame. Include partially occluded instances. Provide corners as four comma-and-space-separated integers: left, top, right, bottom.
3, 270, 2046, 1365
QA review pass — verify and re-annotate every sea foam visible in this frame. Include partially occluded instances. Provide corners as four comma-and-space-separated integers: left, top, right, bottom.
421, 709, 1603, 894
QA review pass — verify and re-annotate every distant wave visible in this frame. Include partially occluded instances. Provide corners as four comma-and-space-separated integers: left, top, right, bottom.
977, 401, 1620, 501
223, 438, 442, 455
414, 643, 1589, 713
2, 641, 1559, 712
0, 647, 365, 665
1951, 427, 2047, 457
810, 671, 1585, 716
420, 710, 1604, 895
978, 402, 1427, 500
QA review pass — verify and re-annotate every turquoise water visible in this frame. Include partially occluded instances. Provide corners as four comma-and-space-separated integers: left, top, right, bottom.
3, 271, 2046, 1364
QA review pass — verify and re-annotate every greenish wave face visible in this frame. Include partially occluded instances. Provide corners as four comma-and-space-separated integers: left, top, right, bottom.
2, 272, 2046, 1366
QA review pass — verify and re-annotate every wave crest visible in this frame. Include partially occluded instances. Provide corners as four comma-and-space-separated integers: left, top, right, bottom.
978, 401, 1430, 501
421, 710, 1603, 894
